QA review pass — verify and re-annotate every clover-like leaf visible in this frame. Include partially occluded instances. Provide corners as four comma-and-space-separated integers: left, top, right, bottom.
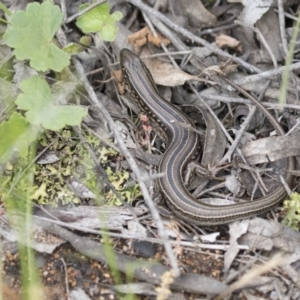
76, 3, 123, 42
3, 0, 70, 72
0, 112, 39, 163
16, 76, 87, 131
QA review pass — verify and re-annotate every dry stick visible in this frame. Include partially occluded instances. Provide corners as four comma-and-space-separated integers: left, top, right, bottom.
146, 13, 188, 51
202, 95, 300, 110
86, 51, 194, 76
141, 50, 192, 59
189, 83, 269, 196
60, 258, 70, 300
126, 0, 261, 73
207, 192, 246, 202
140, 173, 165, 181
0, 95, 16, 120
125, 7, 138, 28
213, 0, 222, 7
222, 77, 285, 135
220, 80, 271, 164
233, 254, 285, 277
30, 214, 250, 251
277, 0, 289, 56
235, 20, 278, 68
233, 61, 300, 86
60, 0, 67, 22
215, 253, 285, 300
197, 182, 226, 198
277, 9, 300, 22
220, 105, 257, 164
200, 23, 238, 36
225, 254, 259, 284
142, 12, 179, 68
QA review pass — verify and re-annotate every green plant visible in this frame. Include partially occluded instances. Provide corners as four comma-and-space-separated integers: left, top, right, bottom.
0, 0, 124, 166
0, 112, 39, 163
279, 11, 300, 104
76, 2, 123, 42
282, 193, 300, 230
3, 1, 70, 72
16, 76, 86, 131
0, 0, 127, 298
3, 145, 44, 300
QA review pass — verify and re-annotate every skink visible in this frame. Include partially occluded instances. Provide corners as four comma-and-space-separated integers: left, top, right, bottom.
120, 48, 294, 225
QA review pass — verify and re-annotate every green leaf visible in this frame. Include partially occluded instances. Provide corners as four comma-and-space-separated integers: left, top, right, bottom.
0, 2, 12, 17
63, 43, 84, 55
76, 3, 123, 42
0, 112, 39, 163
3, 0, 70, 72
15, 76, 87, 131
79, 36, 92, 47
0, 78, 16, 107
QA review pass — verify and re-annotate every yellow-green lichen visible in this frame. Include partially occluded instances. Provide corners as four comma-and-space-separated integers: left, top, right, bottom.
282, 193, 300, 230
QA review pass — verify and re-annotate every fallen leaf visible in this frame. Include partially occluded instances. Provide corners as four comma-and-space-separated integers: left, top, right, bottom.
242, 136, 300, 164
238, 0, 273, 27
113, 69, 125, 94
170, 0, 217, 27
141, 49, 214, 86
216, 34, 242, 52
128, 26, 170, 53
224, 219, 249, 272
